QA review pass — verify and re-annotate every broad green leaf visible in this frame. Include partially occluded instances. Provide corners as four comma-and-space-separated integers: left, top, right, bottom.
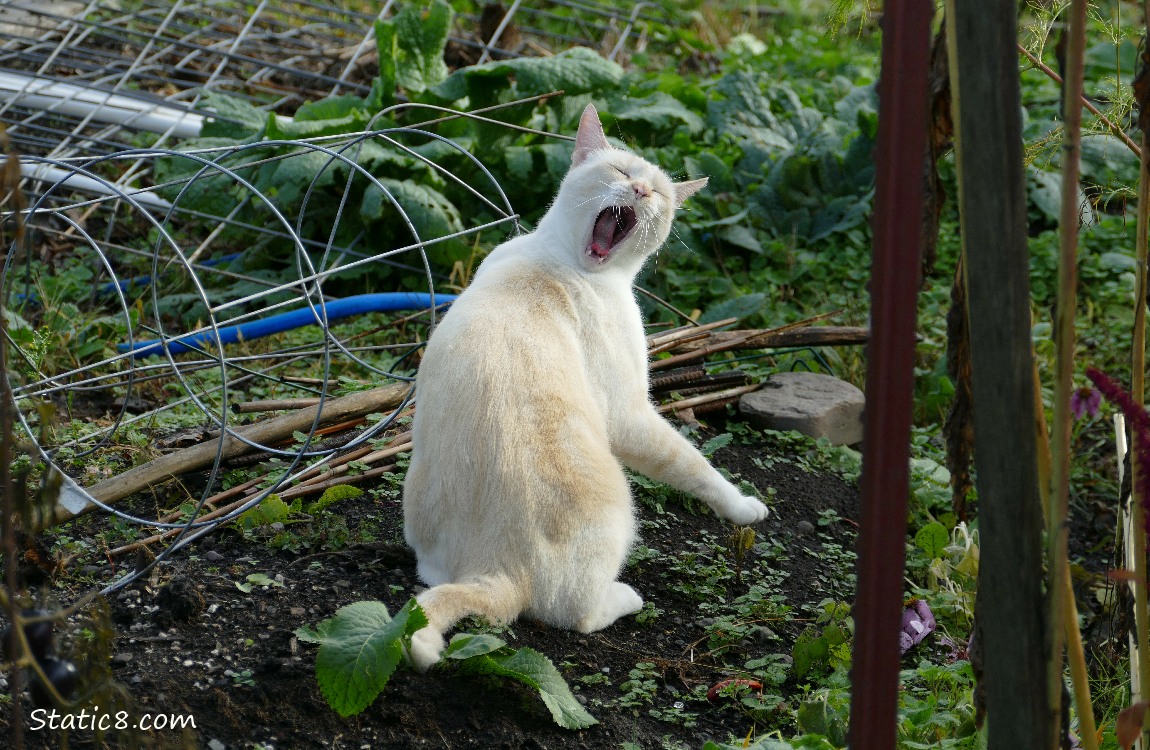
387, 0, 452, 94
252, 148, 340, 210
700, 293, 766, 324
792, 629, 828, 679
807, 193, 871, 243
373, 19, 398, 108
198, 92, 267, 139
795, 694, 849, 746
720, 224, 763, 253
299, 599, 428, 717
706, 72, 792, 150
700, 433, 733, 458
914, 521, 949, 559
1027, 168, 1063, 222
432, 47, 624, 104
444, 633, 507, 660
502, 146, 536, 183
603, 91, 704, 136
293, 95, 368, 122
266, 111, 370, 140
360, 178, 466, 267
684, 152, 735, 194
459, 646, 597, 729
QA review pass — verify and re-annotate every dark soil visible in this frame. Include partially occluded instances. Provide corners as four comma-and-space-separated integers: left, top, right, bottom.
4, 437, 861, 750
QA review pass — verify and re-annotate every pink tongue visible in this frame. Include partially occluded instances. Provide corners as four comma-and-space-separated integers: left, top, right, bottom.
590, 210, 618, 257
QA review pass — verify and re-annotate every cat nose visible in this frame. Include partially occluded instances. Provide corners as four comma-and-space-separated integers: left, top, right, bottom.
632, 182, 651, 199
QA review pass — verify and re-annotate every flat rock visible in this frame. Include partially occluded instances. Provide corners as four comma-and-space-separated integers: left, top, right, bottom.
739, 371, 864, 445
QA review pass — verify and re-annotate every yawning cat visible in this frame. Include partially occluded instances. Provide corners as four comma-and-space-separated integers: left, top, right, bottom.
403, 103, 769, 672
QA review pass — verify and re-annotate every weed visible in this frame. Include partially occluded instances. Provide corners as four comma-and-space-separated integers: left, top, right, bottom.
617, 662, 660, 709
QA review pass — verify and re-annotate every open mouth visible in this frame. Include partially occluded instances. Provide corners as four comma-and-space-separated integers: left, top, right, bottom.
586, 206, 638, 262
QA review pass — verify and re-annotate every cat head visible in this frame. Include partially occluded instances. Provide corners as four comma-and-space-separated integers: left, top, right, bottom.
548, 104, 707, 274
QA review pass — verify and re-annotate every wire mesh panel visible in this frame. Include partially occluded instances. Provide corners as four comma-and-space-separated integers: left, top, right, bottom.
0, 0, 667, 162
0, 0, 671, 592
2, 123, 514, 566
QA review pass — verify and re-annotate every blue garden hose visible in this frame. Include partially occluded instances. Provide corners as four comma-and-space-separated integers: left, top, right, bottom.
119, 291, 456, 358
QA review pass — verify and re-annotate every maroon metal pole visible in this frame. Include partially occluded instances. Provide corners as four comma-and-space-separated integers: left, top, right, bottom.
847, 2, 933, 748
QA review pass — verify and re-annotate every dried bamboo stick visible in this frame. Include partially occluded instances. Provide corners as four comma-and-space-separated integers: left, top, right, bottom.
232, 398, 323, 413
155, 475, 264, 525
655, 373, 750, 398
291, 444, 376, 485
650, 332, 762, 371
107, 493, 256, 557
647, 330, 714, 356
656, 384, 761, 415
294, 433, 411, 488
645, 317, 737, 349
277, 463, 398, 501
59, 382, 411, 528
344, 433, 412, 470
668, 325, 868, 354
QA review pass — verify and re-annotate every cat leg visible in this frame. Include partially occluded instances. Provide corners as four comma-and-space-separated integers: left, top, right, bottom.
575, 582, 644, 633
614, 408, 769, 525
409, 574, 525, 673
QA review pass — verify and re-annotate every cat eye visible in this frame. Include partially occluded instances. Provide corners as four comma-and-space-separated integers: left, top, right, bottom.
611, 165, 630, 179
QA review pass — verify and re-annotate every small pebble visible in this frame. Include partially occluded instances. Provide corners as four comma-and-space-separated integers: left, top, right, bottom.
111, 653, 133, 666
204, 551, 225, 563
208, 740, 226, 750
796, 520, 815, 535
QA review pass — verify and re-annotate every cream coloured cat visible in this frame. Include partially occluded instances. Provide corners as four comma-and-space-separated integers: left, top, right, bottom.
403, 103, 769, 672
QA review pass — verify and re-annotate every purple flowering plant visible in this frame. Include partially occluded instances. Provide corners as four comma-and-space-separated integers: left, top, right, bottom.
1085, 368, 1150, 541
1070, 386, 1101, 421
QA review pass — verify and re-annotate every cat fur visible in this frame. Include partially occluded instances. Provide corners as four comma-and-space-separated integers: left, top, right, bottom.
402, 104, 769, 672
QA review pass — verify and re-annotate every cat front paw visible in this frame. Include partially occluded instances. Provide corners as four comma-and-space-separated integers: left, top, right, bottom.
408, 626, 446, 673
717, 494, 769, 525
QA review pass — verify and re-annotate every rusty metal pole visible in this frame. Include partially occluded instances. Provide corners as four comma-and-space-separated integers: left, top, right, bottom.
847, 2, 933, 748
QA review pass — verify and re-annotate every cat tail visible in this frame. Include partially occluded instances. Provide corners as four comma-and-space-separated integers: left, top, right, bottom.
408, 574, 525, 672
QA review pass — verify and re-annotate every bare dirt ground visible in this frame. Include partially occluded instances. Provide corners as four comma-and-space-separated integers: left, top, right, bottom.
6, 436, 858, 749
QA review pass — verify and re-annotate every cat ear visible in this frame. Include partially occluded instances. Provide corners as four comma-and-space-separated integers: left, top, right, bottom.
673, 177, 709, 207
571, 104, 610, 167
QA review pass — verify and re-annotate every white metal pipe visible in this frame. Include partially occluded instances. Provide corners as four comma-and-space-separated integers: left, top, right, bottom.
0, 71, 204, 139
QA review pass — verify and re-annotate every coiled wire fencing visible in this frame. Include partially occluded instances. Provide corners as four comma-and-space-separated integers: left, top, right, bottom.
0, 0, 668, 595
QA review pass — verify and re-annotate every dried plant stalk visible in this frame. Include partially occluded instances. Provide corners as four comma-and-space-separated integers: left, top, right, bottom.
1047, 1, 1087, 741
656, 384, 761, 415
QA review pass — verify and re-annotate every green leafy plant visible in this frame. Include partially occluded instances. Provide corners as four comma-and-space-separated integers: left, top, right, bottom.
296, 599, 427, 717
791, 599, 853, 681
444, 633, 597, 729
296, 600, 595, 729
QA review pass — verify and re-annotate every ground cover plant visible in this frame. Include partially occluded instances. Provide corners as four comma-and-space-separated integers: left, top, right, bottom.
0, 0, 1146, 748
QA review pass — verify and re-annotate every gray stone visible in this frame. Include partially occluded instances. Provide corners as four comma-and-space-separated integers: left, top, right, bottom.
739, 371, 864, 446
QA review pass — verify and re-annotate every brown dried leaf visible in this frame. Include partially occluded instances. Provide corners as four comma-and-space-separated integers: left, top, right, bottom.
1117, 701, 1150, 749
1107, 569, 1142, 584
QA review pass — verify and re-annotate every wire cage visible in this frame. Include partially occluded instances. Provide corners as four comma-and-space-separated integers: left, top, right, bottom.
0, 0, 672, 593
